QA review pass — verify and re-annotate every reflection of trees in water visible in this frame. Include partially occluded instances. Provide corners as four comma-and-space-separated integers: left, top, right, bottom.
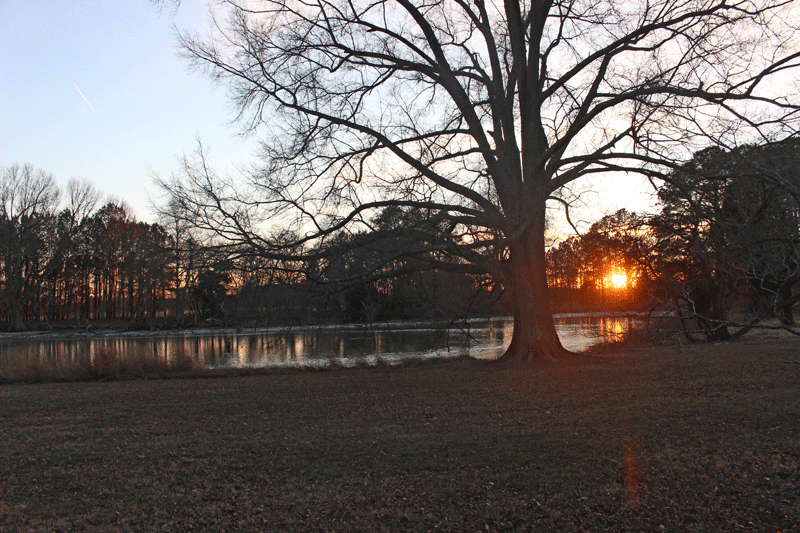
0, 317, 631, 369
551, 315, 636, 348
600, 317, 628, 342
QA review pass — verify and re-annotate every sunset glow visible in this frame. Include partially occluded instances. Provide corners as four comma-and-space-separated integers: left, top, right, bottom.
611, 273, 628, 288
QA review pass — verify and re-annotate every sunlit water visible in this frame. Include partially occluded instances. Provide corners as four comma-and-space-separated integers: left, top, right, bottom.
0, 315, 638, 370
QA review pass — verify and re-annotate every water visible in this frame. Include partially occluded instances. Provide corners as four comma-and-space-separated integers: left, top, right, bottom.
0, 315, 638, 371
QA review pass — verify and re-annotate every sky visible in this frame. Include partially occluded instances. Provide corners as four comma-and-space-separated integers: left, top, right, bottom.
0, 0, 258, 221
0, 0, 656, 228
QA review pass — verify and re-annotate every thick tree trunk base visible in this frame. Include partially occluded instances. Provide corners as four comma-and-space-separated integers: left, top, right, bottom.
494, 322, 582, 364
493, 308, 577, 364
493, 208, 580, 366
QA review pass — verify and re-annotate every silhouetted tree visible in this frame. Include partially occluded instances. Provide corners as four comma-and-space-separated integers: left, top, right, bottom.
49, 179, 101, 322
725, 141, 800, 326
191, 267, 231, 321
0, 165, 61, 330
163, 0, 800, 360
649, 140, 800, 339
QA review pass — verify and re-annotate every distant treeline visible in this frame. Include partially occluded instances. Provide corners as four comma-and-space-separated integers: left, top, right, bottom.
548, 140, 800, 339
3, 139, 800, 337
0, 164, 507, 330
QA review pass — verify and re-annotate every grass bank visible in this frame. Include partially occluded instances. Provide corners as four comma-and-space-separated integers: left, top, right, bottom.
1, 332, 799, 531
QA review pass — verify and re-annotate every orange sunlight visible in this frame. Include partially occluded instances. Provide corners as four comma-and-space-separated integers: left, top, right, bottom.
611, 272, 628, 288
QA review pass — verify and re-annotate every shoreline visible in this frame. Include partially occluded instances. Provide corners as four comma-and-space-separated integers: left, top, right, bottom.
0, 312, 652, 342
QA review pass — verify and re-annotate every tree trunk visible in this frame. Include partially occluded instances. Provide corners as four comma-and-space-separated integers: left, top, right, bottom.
8, 301, 26, 332
776, 282, 794, 326
496, 219, 569, 363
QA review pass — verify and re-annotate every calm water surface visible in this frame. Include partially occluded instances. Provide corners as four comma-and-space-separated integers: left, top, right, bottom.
0, 315, 637, 370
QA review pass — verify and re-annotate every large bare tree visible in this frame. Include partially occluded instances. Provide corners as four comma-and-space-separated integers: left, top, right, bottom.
164, 0, 800, 361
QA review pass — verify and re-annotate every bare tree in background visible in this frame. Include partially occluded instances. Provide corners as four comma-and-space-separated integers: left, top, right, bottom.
0, 164, 61, 331
162, 0, 800, 361
64, 178, 101, 230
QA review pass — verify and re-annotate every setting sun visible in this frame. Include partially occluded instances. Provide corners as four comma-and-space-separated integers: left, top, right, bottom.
611, 273, 628, 288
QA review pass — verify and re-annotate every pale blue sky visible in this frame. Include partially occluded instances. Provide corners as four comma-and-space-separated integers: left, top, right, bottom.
0, 0, 655, 229
0, 0, 256, 221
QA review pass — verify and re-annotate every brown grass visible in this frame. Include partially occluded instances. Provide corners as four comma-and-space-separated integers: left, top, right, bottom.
1, 332, 799, 532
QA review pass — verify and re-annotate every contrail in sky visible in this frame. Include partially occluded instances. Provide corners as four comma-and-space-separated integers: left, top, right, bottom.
73, 82, 95, 112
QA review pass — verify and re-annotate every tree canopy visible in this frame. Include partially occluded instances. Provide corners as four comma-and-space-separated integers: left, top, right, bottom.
648, 139, 800, 339
162, 0, 800, 361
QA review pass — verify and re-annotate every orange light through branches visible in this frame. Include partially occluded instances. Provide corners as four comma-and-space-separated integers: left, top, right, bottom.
611, 272, 628, 288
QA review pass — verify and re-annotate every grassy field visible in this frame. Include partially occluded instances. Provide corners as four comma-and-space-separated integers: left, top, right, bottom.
1, 332, 799, 532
